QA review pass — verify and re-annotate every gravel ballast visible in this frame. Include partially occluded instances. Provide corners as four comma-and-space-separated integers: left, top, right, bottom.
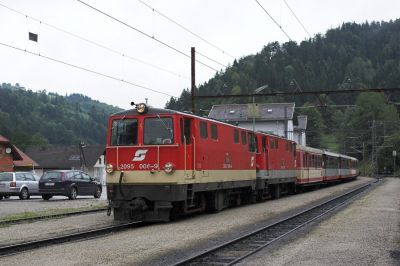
239, 177, 400, 266
0, 177, 375, 265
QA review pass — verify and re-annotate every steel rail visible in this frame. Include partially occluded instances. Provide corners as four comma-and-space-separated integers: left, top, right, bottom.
173, 179, 381, 265
0, 221, 140, 257
0, 207, 107, 226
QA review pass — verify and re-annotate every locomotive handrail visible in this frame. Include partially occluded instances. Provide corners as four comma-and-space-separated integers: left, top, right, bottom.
157, 145, 160, 172
192, 136, 196, 178
184, 135, 187, 177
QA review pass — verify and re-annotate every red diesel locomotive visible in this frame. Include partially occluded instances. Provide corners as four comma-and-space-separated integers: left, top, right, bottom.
105, 103, 358, 221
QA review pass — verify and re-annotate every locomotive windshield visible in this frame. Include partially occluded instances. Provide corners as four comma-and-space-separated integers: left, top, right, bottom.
110, 119, 138, 146
144, 117, 174, 145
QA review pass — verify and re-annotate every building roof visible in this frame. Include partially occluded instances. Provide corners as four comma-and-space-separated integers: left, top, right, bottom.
208, 103, 295, 122
25, 145, 105, 169
0, 135, 38, 167
0, 135, 10, 143
12, 146, 39, 167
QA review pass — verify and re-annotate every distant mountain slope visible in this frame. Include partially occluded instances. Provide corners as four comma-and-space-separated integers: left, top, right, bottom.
0, 83, 122, 149
166, 19, 400, 111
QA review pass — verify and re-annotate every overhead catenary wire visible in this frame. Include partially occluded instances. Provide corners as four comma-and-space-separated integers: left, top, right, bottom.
136, 0, 235, 59
0, 41, 177, 98
254, 0, 292, 41
0, 2, 188, 80
283, 0, 311, 38
195, 50, 227, 68
77, 0, 220, 72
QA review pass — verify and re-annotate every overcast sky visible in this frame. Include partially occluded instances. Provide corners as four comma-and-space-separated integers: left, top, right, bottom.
0, 0, 399, 109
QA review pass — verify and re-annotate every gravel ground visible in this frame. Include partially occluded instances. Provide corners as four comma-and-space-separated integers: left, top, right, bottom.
0, 177, 372, 266
239, 178, 400, 266
0, 212, 115, 246
0, 186, 107, 218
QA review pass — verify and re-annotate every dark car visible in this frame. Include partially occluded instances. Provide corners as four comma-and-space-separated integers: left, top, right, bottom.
39, 170, 102, 200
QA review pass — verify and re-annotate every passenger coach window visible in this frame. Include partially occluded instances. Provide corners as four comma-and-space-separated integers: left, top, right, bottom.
211, 124, 218, 140
234, 129, 239, 143
200, 121, 208, 139
111, 119, 138, 146
144, 117, 174, 145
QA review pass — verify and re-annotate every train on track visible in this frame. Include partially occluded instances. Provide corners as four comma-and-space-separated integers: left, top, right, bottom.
105, 103, 358, 221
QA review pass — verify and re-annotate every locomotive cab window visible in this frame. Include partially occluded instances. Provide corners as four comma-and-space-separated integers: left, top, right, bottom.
110, 118, 138, 146
144, 117, 174, 145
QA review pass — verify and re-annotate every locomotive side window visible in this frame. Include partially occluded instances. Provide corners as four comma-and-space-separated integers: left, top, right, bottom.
293, 143, 296, 156
211, 124, 218, 140
180, 118, 191, 144
270, 138, 275, 149
110, 119, 138, 146
248, 132, 257, 152
200, 121, 208, 139
233, 129, 239, 143
144, 117, 174, 145
241, 131, 247, 145
262, 136, 266, 152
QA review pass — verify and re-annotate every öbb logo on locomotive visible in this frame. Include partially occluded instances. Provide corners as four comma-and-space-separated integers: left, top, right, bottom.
132, 149, 148, 161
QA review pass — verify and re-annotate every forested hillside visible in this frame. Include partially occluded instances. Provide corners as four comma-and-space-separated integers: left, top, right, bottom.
166, 20, 400, 173
0, 83, 121, 149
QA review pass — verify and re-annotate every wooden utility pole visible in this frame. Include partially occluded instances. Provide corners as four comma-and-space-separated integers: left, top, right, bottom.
191, 47, 195, 114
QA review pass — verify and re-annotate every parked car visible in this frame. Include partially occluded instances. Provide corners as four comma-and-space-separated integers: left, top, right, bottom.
0, 172, 40, 200
39, 170, 102, 200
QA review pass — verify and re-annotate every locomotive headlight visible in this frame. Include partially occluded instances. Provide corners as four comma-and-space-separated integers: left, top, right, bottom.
106, 163, 114, 174
164, 162, 175, 174
136, 103, 148, 114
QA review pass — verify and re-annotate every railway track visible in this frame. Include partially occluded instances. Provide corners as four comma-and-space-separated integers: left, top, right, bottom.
0, 207, 107, 226
0, 221, 140, 257
173, 179, 382, 266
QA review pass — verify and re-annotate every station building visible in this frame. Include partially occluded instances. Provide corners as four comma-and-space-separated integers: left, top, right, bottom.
208, 103, 307, 145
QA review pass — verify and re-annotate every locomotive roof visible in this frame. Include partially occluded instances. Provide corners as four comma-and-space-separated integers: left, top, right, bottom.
112, 108, 179, 116
111, 107, 254, 131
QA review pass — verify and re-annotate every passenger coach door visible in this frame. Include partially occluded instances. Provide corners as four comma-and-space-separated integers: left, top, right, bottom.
182, 118, 195, 179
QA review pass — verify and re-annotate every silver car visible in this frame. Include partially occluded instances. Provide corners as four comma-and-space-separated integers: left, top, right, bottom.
0, 172, 40, 200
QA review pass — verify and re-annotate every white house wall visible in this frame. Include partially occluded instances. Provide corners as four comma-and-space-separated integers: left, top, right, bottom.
238, 121, 294, 141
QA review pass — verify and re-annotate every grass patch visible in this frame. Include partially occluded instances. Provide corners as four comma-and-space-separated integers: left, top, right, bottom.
0, 203, 107, 224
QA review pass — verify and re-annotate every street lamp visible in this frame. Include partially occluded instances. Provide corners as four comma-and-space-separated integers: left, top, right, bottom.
252, 84, 269, 132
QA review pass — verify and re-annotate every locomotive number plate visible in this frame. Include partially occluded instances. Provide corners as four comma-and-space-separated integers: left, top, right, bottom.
119, 164, 135, 170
